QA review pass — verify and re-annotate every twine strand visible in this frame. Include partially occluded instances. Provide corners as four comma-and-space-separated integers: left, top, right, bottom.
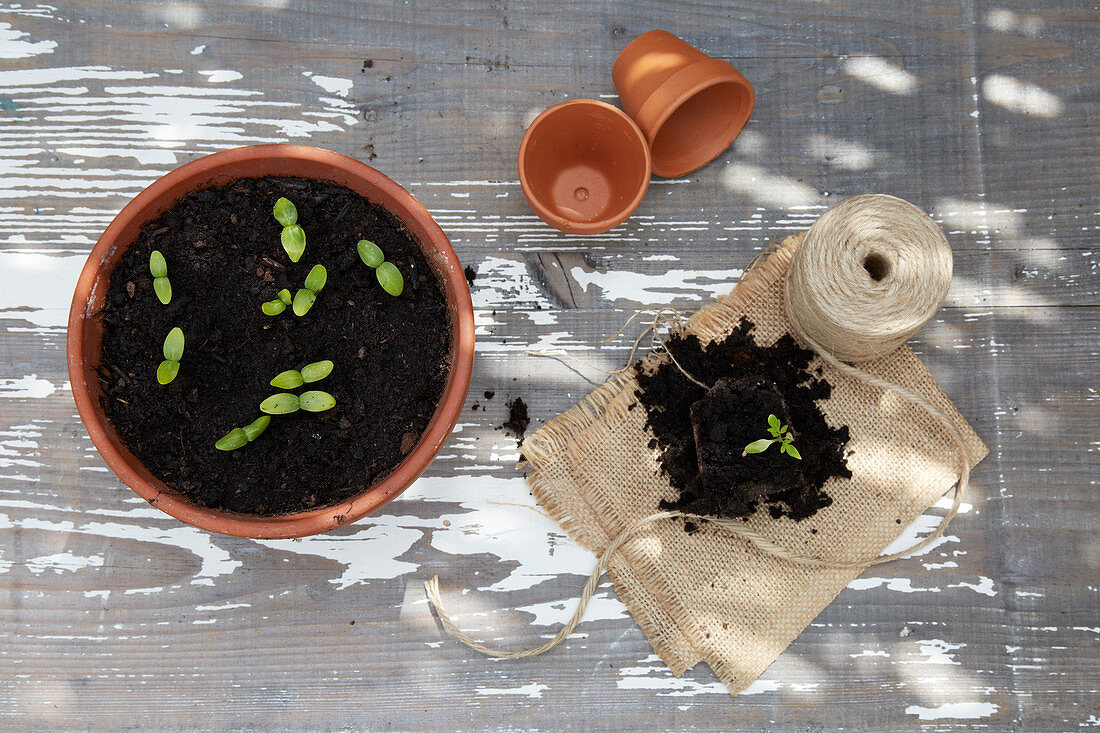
525, 308, 710, 388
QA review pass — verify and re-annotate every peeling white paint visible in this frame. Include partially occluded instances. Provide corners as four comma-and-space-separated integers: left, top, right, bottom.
194, 602, 251, 611
949, 576, 997, 597
880, 511, 960, 557
199, 70, 243, 83
0, 512, 241, 584
307, 74, 353, 98
409, 475, 598, 593
848, 577, 939, 594
257, 522, 423, 588
0, 252, 86, 327
469, 256, 555, 311
515, 590, 627, 627
0, 21, 57, 59
739, 679, 782, 695
569, 266, 742, 305
26, 551, 104, 574
905, 702, 999, 720
0, 374, 56, 399
474, 683, 548, 699
850, 649, 890, 658
903, 639, 964, 666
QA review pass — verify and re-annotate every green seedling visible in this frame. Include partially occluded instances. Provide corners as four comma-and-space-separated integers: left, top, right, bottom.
375, 261, 404, 297
356, 240, 403, 296
242, 415, 271, 441
270, 369, 305, 389
357, 240, 384, 268
215, 415, 271, 451
260, 393, 300, 414
274, 197, 307, 261
292, 288, 315, 316
281, 225, 306, 262
273, 197, 298, 227
261, 289, 293, 317
299, 390, 335, 412
270, 360, 333, 389
149, 250, 171, 304
743, 413, 802, 460
292, 264, 327, 316
260, 389, 335, 414
156, 327, 184, 385
300, 360, 333, 383
304, 263, 327, 291
215, 427, 248, 451
149, 250, 168, 278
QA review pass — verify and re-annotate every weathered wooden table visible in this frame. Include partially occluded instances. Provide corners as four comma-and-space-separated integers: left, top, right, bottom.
1, 2, 1096, 730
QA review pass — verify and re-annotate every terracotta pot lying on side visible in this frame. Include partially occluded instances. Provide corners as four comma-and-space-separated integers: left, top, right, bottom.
67, 144, 475, 539
613, 29, 755, 178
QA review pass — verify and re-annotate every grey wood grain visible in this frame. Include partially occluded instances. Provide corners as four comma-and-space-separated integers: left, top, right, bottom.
0, 0, 1097, 730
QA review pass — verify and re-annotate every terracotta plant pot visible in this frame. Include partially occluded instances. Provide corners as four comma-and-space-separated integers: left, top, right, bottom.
518, 99, 651, 234
67, 144, 475, 539
613, 30, 755, 178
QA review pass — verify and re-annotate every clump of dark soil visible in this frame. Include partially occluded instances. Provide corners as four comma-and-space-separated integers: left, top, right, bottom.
97, 176, 452, 515
502, 397, 529, 441
634, 318, 851, 523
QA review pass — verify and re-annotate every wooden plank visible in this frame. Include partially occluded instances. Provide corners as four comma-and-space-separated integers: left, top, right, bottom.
0, 0, 1096, 730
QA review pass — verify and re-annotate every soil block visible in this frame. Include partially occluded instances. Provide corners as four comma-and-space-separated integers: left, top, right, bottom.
97, 176, 452, 515
635, 318, 851, 523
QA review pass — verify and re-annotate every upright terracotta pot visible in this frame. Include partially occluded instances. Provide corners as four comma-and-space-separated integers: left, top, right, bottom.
613, 30, 755, 178
67, 145, 475, 539
518, 99, 651, 234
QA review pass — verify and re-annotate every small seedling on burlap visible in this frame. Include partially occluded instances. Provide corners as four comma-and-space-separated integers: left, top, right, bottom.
744, 413, 802, 460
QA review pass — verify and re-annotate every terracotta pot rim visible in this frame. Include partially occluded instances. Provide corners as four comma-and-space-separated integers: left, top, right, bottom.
518, 99, 651, 235
66, 144, 474, 539
635, 57, 755, 178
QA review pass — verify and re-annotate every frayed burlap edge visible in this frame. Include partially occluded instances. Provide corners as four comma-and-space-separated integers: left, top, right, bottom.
521, 235, 987, 694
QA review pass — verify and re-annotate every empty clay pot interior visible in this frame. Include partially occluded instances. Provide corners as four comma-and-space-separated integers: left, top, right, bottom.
650, 80, 752, 177
522, 103, 649, 225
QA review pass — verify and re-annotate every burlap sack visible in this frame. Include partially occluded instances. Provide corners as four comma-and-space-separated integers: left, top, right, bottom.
521, 235, 988, 695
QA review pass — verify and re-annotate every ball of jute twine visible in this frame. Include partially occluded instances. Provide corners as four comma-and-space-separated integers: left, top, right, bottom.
786, 194, 953, 363
426, 194, 971, 659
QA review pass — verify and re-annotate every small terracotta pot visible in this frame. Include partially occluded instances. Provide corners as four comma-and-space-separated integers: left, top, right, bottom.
613, 30, 755, 178
518, 99, 651, 234
67, 144, 475, 539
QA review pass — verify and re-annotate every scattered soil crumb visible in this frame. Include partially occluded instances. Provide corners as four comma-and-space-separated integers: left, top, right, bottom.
464, 265, 477, 286
502, 397, 529, 441
483, 390, 494, 400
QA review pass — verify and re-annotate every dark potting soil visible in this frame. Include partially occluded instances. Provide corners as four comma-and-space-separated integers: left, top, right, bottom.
97, 176, 452, 515
502, 397, 530, 441
634, 318, 851, 523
